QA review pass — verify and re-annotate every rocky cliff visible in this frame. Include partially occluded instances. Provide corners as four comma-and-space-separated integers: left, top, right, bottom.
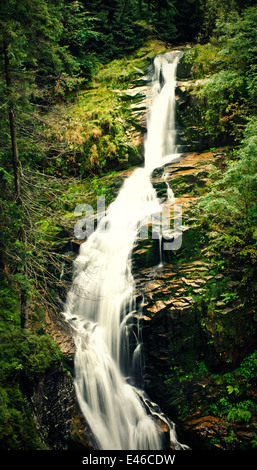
133, 147, 257, 449
130, 76, 257, 448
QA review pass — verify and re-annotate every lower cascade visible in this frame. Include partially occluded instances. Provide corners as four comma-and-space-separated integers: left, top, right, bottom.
63, 51, 188, 450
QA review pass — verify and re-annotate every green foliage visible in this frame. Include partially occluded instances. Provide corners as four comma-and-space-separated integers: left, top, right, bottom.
197, 70, 246, 140
198, 0, 240, 41
174, 0, 202, 42
0, 280, 61, 379
198, 118, 257, 265
182, 43, 219, 79
226, 385, 240, 395
165, 349, 257, 447
221, 292, 239, 303
0, 385, 48, 449
216, 7, 257, 73
0, 0, 78, 84
43, 43, 160, 176
180, 8, 257, 286
238, 350, 257, 383
197, 7, 257, 140
151, 0, 177, 42
61, 1, 100, 79
0, 278, 61, 449
181, 7, 257, 147
206, 351, 257, 427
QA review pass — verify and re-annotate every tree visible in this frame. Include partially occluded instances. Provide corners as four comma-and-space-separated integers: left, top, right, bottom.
198, 118, 257, 266
3, 40, 28, 328
61, 1, 101, 78
174, 0, 202, 41
0, 0, 76, 327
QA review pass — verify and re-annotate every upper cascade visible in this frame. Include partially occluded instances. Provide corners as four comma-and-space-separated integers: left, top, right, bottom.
144, 51, 183, 173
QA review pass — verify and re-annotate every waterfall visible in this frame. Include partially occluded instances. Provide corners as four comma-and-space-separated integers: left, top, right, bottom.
144, 51, 183, 172
63, 51, 185, 450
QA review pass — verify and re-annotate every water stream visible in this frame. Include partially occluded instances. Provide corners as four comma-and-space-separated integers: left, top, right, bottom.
63, 51, 186, 450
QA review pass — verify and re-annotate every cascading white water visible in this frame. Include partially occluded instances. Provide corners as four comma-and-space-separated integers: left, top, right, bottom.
144, 51, 183, 173
63, 51, 184, 450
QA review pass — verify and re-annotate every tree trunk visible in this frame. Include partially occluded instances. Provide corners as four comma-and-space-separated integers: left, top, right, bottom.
3, 41, 28, 328
4, 42, 22, 203
9, 108, 22, 201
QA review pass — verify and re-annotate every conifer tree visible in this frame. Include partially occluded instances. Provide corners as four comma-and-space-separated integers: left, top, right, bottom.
0, 0, 75, 327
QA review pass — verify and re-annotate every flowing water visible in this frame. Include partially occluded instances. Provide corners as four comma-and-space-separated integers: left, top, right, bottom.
63, 51, 186, 450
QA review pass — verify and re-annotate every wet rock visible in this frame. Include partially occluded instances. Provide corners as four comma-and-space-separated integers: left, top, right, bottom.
181, 277, 204, 288
155, 416, 170, 434
193, 288, 207, 294
146, 301, 167, 314
45, 310, 75, 365
23, 364, 75, 449
23, 363, 93, 450
183, 415, 227, 449
144, 280, 165, 292
134, 314, 151, 321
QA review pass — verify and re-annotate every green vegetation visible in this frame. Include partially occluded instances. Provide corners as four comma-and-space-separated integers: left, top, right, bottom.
1, 0, 257, 451
164, 349, 257, 449
198, 120, 257, 269
0, 279, 60, 449
161, 4, 257, 448
44, 40, 167, 177
0, 0, 176, 448
180, 6, 257, 278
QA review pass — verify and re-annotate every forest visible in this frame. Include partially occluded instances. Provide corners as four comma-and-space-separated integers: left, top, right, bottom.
1, 0, 257, 453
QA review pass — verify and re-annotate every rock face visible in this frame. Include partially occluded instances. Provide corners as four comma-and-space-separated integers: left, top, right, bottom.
175, 71, 234, 151
132, 148, 257, 450
22, 363, 93, 450
45, 309, 75, 365
23, 364, 75, 449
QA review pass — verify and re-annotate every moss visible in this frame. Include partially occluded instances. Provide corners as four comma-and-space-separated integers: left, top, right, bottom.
0, 279, 62, 449
43, 38, 169, 177
181, 43, 220, 79
0, 385, 49, 450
